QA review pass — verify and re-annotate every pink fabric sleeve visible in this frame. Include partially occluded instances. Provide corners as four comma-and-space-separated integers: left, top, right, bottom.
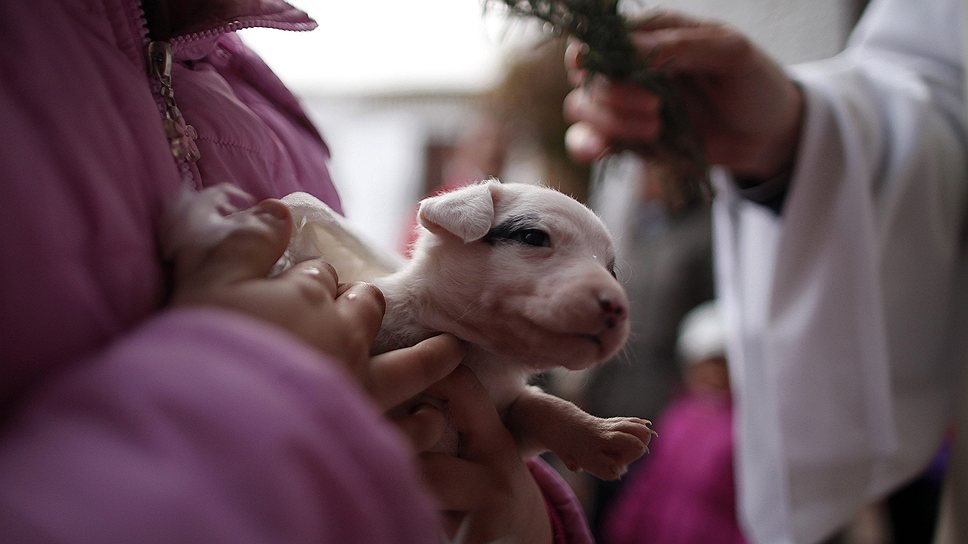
528, 458, 594, 544
0, 308, 440, 543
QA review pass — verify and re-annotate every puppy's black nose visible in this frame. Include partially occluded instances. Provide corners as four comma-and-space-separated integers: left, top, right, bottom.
599, 297, 627, 328
599, 297, 624, 315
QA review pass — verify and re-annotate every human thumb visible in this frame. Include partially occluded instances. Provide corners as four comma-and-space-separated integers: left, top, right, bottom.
185, 199, 293, 286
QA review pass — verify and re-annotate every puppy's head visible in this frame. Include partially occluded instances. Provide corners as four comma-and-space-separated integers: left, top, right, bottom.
410, 179, 629, 371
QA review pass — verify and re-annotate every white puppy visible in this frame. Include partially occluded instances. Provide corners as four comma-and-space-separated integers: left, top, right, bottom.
366, 180, 654, 480
167, 180, 655, 479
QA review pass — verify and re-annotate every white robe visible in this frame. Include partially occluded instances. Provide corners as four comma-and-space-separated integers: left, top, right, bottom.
713, 0, 968, 541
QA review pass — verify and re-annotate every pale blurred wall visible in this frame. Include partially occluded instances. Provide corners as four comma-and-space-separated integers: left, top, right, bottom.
287, 0, 868, 254
301, 95, 480, 255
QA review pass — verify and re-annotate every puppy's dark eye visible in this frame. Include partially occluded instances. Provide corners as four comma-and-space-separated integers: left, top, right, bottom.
509, 228, 551, 247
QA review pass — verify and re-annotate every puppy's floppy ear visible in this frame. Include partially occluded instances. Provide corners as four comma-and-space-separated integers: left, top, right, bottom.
417, 181, 499, 242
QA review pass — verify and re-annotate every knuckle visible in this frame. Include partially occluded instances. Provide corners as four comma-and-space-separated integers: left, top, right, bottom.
294, 275, 330, 303
355, 282, 387, 314
315, 261, 340, 284
297, 259, 339, 284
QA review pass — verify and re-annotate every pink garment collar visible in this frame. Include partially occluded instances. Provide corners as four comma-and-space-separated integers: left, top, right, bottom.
163, 1, 318, 60
115, 0, 317, 62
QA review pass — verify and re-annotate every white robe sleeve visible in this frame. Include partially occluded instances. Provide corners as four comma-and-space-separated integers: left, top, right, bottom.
713, 0, 968, 541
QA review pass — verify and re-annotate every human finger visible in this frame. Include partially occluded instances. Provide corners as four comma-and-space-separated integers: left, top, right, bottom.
276, 258, 341, 301
586, 76, 663, 117
336, 281, 386, 338
290, 258, 339, 286
564, 39, 587, 85
419, 453, 494, 512
563, 85, 662, 143
188, 199, 293, 285
628, 9, 708, 31
564, 122, 609, 164
307, 282, 386, 382
368, 334, 465, 409
632, 24, 755, 76
392, 404, 447, 452
424, 366, 515, 459
421, 370, 553, 544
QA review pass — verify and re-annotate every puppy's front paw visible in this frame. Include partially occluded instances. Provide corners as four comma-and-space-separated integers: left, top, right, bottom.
558, 417, 656, 481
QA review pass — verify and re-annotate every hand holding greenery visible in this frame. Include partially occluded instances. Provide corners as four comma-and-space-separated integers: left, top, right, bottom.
487, 0, 710, 204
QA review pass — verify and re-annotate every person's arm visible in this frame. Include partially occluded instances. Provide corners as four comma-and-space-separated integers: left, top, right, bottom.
0, 306, 443, 543
0, 201, 463, 542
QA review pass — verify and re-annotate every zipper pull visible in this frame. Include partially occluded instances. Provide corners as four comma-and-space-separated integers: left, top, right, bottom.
147, 41, 200, 163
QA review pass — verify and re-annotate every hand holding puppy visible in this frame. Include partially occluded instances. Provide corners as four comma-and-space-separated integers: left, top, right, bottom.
418, 366, 554, 544
170, 199, 462, 413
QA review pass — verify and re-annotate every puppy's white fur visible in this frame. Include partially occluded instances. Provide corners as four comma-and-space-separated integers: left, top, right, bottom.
164, 180, 654, 479
373, 180, 653, 480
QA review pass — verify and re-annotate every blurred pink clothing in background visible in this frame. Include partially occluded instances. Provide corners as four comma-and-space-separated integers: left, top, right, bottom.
604, 391, 745, 544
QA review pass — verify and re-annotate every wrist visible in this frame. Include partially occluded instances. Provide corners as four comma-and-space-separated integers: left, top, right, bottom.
734, 80, 805, 182
733, 164, 793, 205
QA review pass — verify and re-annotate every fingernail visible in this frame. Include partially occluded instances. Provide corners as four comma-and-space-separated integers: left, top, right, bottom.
575, 43, 588, 67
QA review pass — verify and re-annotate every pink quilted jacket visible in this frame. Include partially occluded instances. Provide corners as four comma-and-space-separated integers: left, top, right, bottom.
0, 1, 590, 542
